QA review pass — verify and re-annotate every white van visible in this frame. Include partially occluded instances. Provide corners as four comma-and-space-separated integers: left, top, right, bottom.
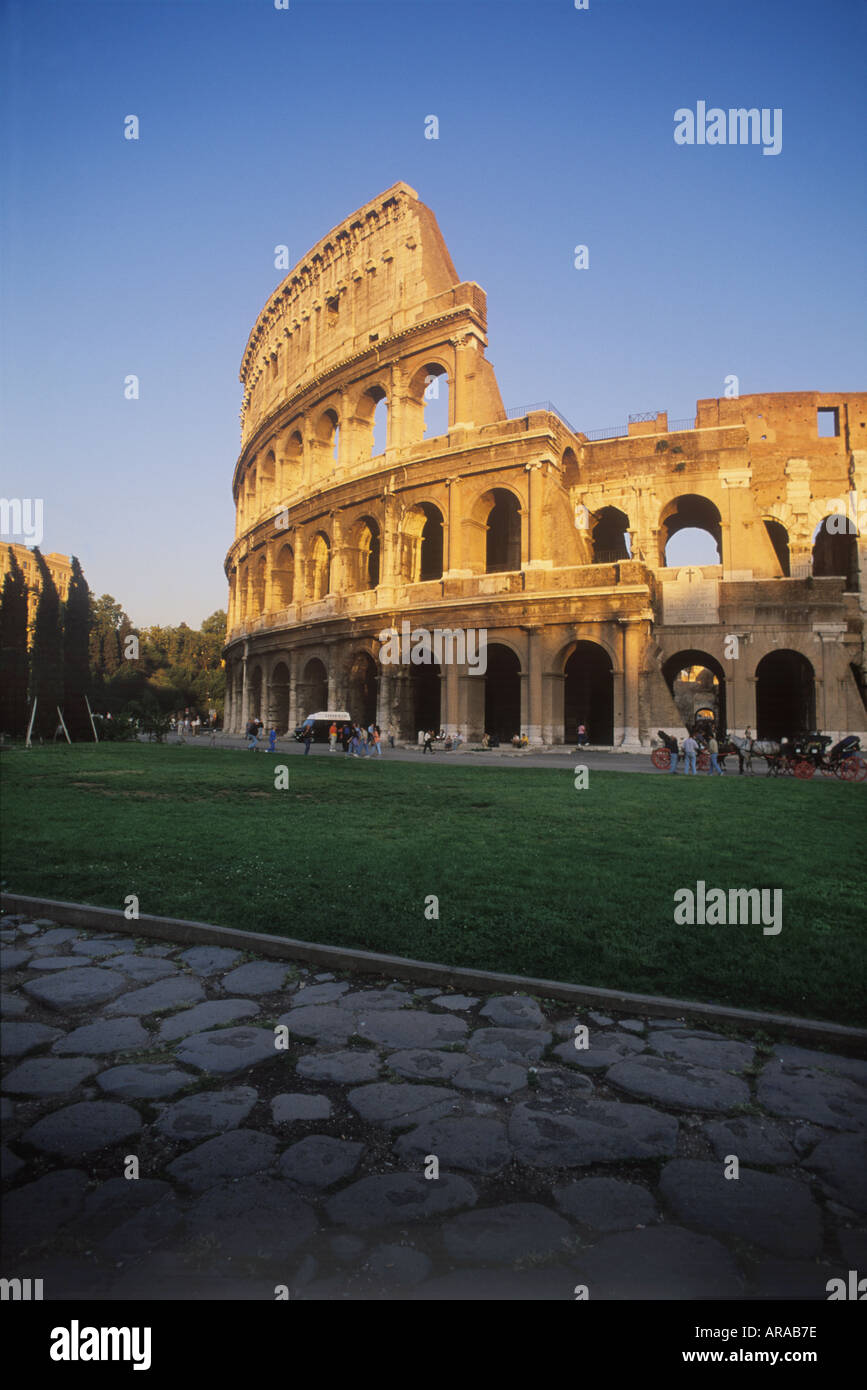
293, 710, 351, 743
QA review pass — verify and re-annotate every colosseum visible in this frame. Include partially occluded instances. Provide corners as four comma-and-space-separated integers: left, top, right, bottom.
223, 182, 866, 747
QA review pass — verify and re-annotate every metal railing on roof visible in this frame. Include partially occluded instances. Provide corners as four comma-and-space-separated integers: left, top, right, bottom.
506, 406, 697, 442
506, 401, 578, 434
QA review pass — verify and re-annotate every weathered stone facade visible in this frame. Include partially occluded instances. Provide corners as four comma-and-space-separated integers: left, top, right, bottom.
223, 183, 866, 745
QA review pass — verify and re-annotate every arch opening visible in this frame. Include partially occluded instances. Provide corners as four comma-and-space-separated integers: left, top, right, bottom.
411, 662, 442, 736
486, 489, 522, 573
812, 516, 859, 590
764, 518, 791, 577
298, 657, 328, 718
347, 651, 378, 728
661, 495, 722, 567
308, 532, 332, 600
662, 649, 727, 734
273, 543, 294, 608
270, 661, 291, 733
756, 650, 816, 738
592, 506, 631, 564
484, 644, 521, 742
564, 642, 614, 744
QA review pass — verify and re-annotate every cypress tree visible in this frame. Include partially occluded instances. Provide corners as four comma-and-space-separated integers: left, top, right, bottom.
0, 548, 30, 737
30, 549, 64, 739
62, 556, 93, 739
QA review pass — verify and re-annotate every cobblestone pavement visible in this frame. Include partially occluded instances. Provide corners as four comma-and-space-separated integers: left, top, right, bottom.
2, 915, 865, 1300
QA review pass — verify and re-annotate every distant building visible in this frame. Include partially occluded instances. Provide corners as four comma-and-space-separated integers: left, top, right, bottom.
0, 544, 73, 637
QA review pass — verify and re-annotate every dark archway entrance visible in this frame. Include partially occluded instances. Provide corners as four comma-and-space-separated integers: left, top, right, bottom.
564, 642, 614, 744
270, 661, 291, 733
248, 666, 263, 721
484, 644, 521, 741
298, 657, 328, 718
486, 491, 521, 573
756, 650, 816, 738
411, 663, 441, 734
347, 651, 378, 728
662, 650, 727, 734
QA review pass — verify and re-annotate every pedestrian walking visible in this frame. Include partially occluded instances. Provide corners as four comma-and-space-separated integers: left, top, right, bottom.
683, 732, 699, 775
268, 727, 277, 753
328, 721, 337, 753
246, 720, 258, 751
387, 725, 395, 749
303, 725, 313, 755
373, 726, 382, 756
423, 729, 434, 754
707, 733, 723, 775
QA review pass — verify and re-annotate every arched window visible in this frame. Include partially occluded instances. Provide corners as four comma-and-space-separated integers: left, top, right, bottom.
661, 495, 722, 567
273, 544, 294, 607
763, 519, 790, 577
486, 490, 521, 573
308, 533, 331, 600
401, 503, 444, 582
592, 506, 631, 563
354, 517, 380, 590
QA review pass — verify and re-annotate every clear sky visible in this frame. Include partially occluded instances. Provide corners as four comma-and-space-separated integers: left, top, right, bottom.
2, 0, 865, 626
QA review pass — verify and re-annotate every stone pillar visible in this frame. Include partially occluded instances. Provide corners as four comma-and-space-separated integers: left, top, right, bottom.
444, 478, 470, 578
223, 665, 233, 733
527, 629, 543, 744
524, 462, 553, 570
288, 651, 299, 730
379, 493, 400, 602
622, 620, 644, 749
294, 533, 306, 605
377, 669, 393, 732
239, 647, 250, 732
443, 660, 460, 736
329, 511, 346, 597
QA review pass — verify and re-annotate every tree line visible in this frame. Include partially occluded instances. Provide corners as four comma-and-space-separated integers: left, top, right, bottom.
0, 547, 226, 740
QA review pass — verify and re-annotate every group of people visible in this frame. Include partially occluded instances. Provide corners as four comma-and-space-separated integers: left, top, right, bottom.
422, 729, 464, 753
661, 723, 751, 776
246, 718, 278, 752
333, 722, 384, 757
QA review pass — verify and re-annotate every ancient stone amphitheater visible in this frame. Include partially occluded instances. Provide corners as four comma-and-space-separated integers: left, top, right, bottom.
223, 183, 866, 745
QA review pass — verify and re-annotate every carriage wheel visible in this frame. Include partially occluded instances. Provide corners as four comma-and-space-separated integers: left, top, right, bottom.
793, 760, 814, 780
852, 755, 867, 783
697, 752, 710, 771
651, 748, 671, 770
837, 756, 861, 782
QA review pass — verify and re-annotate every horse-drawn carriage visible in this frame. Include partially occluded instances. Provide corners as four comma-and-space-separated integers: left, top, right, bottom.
651, 728, 865, 780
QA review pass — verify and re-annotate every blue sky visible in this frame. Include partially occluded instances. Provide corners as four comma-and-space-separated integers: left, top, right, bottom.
2, 0, 865, 625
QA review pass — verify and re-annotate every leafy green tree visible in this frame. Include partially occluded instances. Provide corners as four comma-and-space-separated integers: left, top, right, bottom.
30, 549, 64, 738
62, 556, 93, 739
0, 548, 30, 736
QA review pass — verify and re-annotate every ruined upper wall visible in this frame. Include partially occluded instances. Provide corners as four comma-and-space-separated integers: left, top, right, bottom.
239, 183, 470, 441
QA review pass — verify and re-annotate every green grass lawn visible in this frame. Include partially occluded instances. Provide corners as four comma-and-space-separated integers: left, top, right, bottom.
1, 743, 864, 1025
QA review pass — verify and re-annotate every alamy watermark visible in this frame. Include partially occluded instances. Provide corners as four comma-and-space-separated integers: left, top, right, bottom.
378, 621, 487, 674
674, 103, 782, 156
0, 497, 44, 547
673, 880, 782, 935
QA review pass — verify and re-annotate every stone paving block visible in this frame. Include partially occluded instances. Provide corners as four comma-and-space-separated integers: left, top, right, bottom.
573, 1226, 743, 1299
0, 992, 28, 1017
296, 1048, 381, 1084
443, 1202, 573, 1264
271, 1093, 332, 1123
534, 1067, 594, 1100
167, 1129, 280, 1189
1, 1145, 25, 1179
51, 1017, 149, 1056
509, 1098, 678, 1167
552, 1031, 645, 1072
803, 1133, 867, 1213
772, 1045, 867, 1087
356, 1010, 468, 1050
587, 1012, 614, 1027
3, 1056, 97, 1096
394, 1117, 511, 1174
155, 1086, 258, 1140
104, 976, 205, 1017
607, 1055, 750, 1112
703, 1116, 796, 1166
659, 1158, 822, 1258
104, 954, 179, 983
137, 945, 175, 957
413, 988, 440, 998
0, 1097, 13, 1119
385, 1048, 463, 1082
338, 989, 411, 1011
452, 1058, 527, 1097
182, 1176, 318, 1259
649, 1030, 755, 1072
1, 1170, 90, 1251
553, 1177, 659, 1232
479, 995, 546, 1030
325, 1173, 478, 1228
468, 1027, 551, 1063
277, 1135, 363, 1189
157, 998, 259, 1042
28, 955, 95, 971
29, 928, 81, 948
279, 1005, 356, 1044
347, 1082, 460, 1129
289, 981, 350, 1007
98, 1193, 184, 1263
22, 967, 129, 1011
1, 1021, 63, 1056
175, 1025, 279, 1074
179, 946, 243, 975
618, 1019, 646, 1034
70, 1177, 174, 1244
431, 995, 479, 1011
71, 939, 132, 958
22, 1100, 143, 1158
364, 1243, 432, 1286
756, 1059, 867, 1131
220, 961, 293, 995
96, 1063, 192, 1100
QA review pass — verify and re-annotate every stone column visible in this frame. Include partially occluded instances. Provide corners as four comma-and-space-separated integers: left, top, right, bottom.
287, 651, 299, 730
622, 620, 644, 749
527, 629, 543, 744
524, 461, 553, 571
239, 647, 250, 732
443, 660, 460, 736
329, 510, 346, 597
379, 493, 400, 603
444, 478, 470, 578
293, 532, 306, 606
223, 665, 234, 733
377, 669, 393, 732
